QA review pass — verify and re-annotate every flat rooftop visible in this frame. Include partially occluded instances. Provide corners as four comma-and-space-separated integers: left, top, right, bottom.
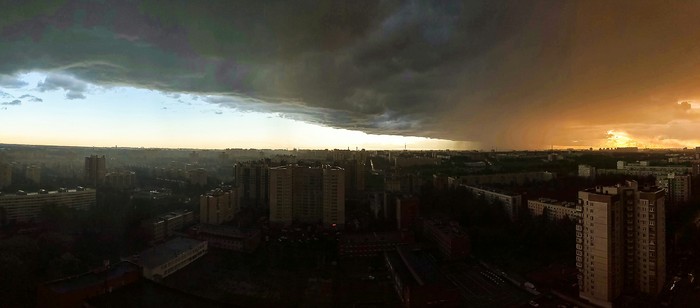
193, 223, 258, 238
342, 231, 410, 244
138, 237, 205, 269
42, 261, 140, 294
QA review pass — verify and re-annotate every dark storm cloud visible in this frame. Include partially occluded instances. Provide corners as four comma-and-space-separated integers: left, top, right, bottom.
0, 74, 28, 88
2, 0, 700, 148
1, 99, 21, 106
37, 74, 88, 100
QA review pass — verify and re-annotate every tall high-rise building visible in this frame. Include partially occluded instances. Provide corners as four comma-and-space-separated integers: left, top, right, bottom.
84, 155, 106, 187
337, 159, 366, 195
235, 161, 270, 208
0, 162, 11, 188
25, 165, 41, 184
269, 165, 344, 228
396, 195, 419, 230
199, 187, 239, 225
656, 173, 691, 205
576, 181, 665, 307
322, 167, 345, 227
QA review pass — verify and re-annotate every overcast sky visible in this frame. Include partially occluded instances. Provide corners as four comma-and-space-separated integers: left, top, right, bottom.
2, 1, 700, 150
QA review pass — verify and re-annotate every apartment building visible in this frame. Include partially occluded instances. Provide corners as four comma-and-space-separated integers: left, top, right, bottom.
0, 188, 95, 225
199, 186, 239, 225
269, 165, 345, 228
462, 185, 522, 221
576, 181, 665, 307
138, 237, 207, 281
656, 173, 691, 205
142, 210, 195, 243
527, 198, 577, 221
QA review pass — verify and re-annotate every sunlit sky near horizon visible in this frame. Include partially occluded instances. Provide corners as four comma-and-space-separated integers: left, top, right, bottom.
0, 72, 470, 150
3, 1, 700, 150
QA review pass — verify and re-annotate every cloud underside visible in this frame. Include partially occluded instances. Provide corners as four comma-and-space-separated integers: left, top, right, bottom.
2, 1, 700, 148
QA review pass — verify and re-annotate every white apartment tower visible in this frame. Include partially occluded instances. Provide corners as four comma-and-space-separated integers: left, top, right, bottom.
576, 181, 665, 307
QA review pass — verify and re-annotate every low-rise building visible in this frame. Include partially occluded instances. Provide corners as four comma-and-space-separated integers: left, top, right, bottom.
457, 171, 555, 186
142, 210, 195, 244
384, 246, 461, 307
338, 230, 414, 257
422, 219, 469, 260
188, 224, 261, 253
527, 198, 577, 221
137, 237, 207, 281
36, 261, 141, 308
0, 187, 96, 225
462, 185, 522, 221
578, 164, 596, 180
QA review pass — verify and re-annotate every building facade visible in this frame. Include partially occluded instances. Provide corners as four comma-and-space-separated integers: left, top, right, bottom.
527, 198, 577, 221
37, 261, 141, 308
105, 170, 136, 189
138, 237, 207, 281
199, 187, 238, 225
188, 224, 261, 253
0, 162, 11, 188
656, 173, 691, 205
578, 164, 596, 180
84, 155, 106, 187
142, 210, 194, 244
235, 161, 270, 208
0, 188, 95, 225
576, 182, 665, 307
25, 165, 41, 184
269, 165, 345, 228
422, 219, 470, 260
462, 185, 522, 221
396, 196, 419, 230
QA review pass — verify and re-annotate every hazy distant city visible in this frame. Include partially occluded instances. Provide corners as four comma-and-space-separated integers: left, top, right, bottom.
0, 144, 699, 307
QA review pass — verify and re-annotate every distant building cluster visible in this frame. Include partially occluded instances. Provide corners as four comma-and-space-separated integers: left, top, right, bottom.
597, 160, 691, 177
457, 171, 555, 186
